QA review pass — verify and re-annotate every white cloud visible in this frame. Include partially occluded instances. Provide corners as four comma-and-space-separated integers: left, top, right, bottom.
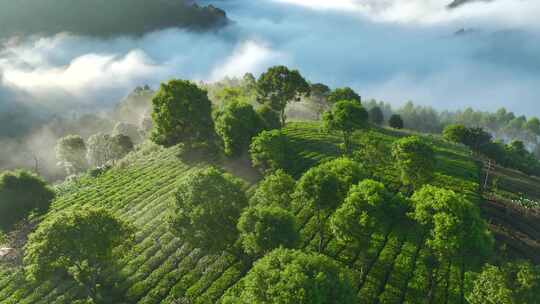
209, 40, 281, 81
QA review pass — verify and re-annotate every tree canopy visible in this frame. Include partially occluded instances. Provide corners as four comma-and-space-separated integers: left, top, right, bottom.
249, 130, 290, 174
249, 169, 296, 209
215, 101, 262, 157
369, 106, 384, 125
24, 208, 133, 303
151, 79, 214, 147
256, 66, 310, 127
389, 114, 404, 129
222, 249, 356, 304
327, 87, 361, 105
392, 136, 435, 190
237, 206, 299, 257
55, 135, 88, 175
0, 170, 55, 231
323, 100, 369, 155
170, 167, 247, 255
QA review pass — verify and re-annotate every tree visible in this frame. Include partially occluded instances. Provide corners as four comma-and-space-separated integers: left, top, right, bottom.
330, 180, 404, 273
411, 185, 492, 301
24, 208, 133, 303
0, 170, 55, 231
317, 157, 366, 196
323, 100, 369, 155
327, 87, 361, 105
151, 79, 214, 147
170, 167, 247, 256
369, 106, 384, 125
250, 169, 296, 209
309, 83, 331, 119
222, 249, 356, 304
112, 122, 142, 145
256, 66, 310, 127
392, 136, 435, 191
109, 134, 134, 160
467, 261, 540, 304
526, 117, 540, 136
237, 206, 299, 257
249, 130, 290, 174
215, 101, 262, 157
389, 114, 404, 129
293, 166, 343, 252
443, 124, 469, 144
87, 133, 113, 168
256, 105, 281, 131
55, 135, 88, 175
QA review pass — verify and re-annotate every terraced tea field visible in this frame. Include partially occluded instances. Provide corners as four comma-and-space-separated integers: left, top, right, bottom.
0, 122, 530, 304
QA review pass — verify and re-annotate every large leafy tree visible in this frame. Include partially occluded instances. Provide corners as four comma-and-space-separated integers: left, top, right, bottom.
468, 261, 540, 304
327, 87, 361, 105
151, 79, 214, 147
55, 135, 88, 175
411, 185, 492, 301
323, 100, 369, 155
0, 171, 55, 231
331, 180, 405, 269
86, 133, 113, 168
237, 206, 299, 257
112, 122, 142, 145
317, 157, 366, 196
391, 136, 435, 191
215, 101, 262, 157
249, 169, 296, 209
24, 208, 134, 303
170, 167, 247, 256
389, 114, 404, 129
249, 130, 290, 174
222, 249, 356, 304
293, 166, 343, 252
256, 66, 310, 127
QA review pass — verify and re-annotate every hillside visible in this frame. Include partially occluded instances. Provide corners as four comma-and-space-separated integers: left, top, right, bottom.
2, 121, 530, 304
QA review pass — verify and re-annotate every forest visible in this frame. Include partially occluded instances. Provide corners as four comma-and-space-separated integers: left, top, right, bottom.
1, 65, 539, 304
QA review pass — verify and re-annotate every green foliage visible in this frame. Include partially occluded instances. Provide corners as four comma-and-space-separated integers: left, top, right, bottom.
23, 208, 134, 302
222, 249, 356, 304
86, 133, 113, 168
249, 130, 290, 174
327, 87, 361, 105
170, 167, 247, 255
237, 206, 299, 257
317, 157, 366, 196
467, 261, 540, 304
443, 124, 469, 144
112, 122, 142, 145
323, 100, 369, 155
215, 101, 262, 157
250, 169, 296, 208
256, 105, 281, 131
0, 170, 55, 231
368, 106, 384, 125
151, 80, 214, 147
293, 165, 343, 251
110, 134, 134, 160
331, 180, 404, 249
55, 135, 88, 175
308, 83, 331, 118
256, 66, 310, 127
410, 185, 492, 261
392, 136, 435, 190
388, 114, 404, 129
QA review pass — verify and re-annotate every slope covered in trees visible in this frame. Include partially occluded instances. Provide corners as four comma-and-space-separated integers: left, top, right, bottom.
1, 67, 539, 304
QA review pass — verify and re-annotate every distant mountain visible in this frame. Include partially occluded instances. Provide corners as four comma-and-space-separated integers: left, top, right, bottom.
448, 0, 493, 8
0, 0, 228, 39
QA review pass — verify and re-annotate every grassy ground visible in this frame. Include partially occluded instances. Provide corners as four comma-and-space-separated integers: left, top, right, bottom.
0, 121, 534, 304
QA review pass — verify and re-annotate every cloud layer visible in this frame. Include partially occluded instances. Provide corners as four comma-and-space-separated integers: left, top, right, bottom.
0, 0, 539, 117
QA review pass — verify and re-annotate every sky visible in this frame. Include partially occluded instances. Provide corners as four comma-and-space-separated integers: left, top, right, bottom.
1, 0, 540, 115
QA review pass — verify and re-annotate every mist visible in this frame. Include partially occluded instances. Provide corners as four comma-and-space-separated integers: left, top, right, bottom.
1, 0, 540, 178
